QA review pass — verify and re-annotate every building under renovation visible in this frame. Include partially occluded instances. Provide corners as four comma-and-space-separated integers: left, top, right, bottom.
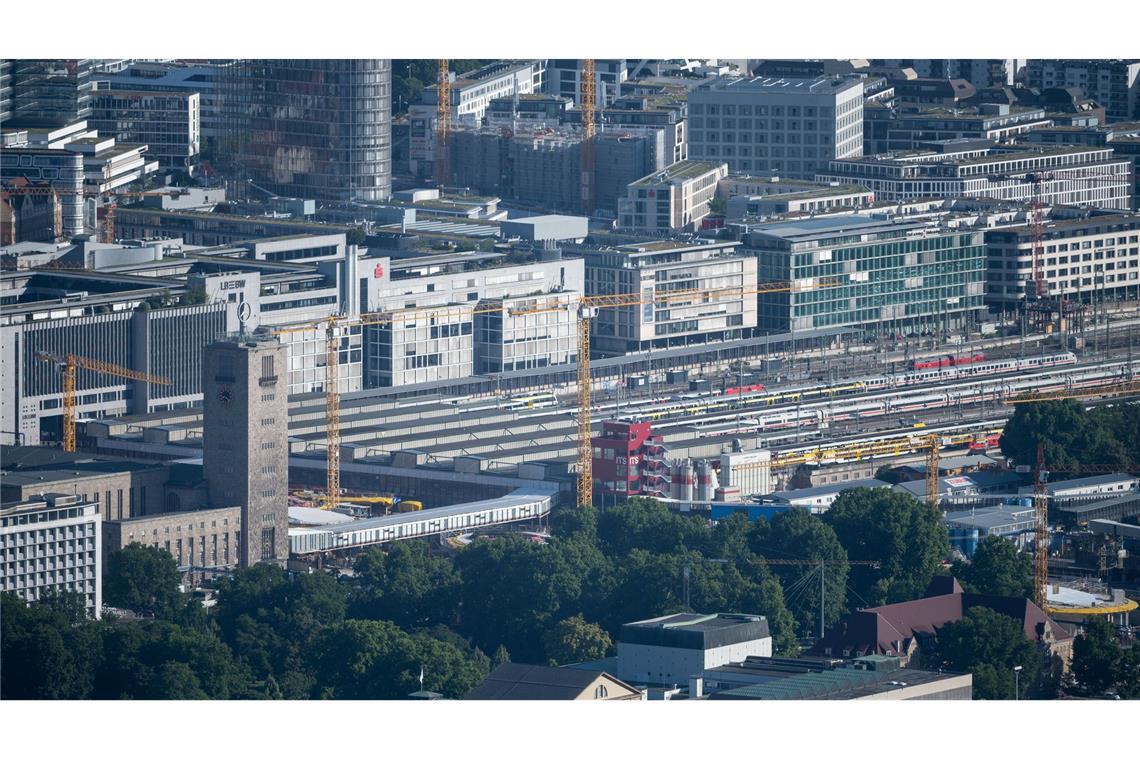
448, 124, 665, 215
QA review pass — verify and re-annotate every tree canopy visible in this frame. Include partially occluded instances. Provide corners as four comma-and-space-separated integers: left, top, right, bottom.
933, 606, 1044, 700
1070, 616, 1123, 696
822, 488, 949, 606
951, 535, 1034, 599
104, 543, 185, 618
543, 614, 612, 666
750, 508, 849, 637
1000, 399, 1133, 473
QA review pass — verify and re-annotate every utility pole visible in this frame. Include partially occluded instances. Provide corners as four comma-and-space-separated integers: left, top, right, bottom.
819, 560, 825, 641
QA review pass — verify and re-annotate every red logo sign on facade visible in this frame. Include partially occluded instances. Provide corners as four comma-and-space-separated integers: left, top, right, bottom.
374, 264, 384, 278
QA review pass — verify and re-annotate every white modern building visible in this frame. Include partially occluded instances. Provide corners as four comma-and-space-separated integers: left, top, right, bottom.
688, 76, 864, 179
619, 160, 729, 232
0, 233, 361, 445
0, 494, 102, 618
985, 214, 1140, 308
720, 450, 772, 497
577, 238, 758, 355
816, 145, 1134, 210
617, 612, 772, 687
545, 59, 627, 109
65, 134, 160, 193
725, 184, 874, 220
361, 252, 583, 386
1019, 473, 1140, 499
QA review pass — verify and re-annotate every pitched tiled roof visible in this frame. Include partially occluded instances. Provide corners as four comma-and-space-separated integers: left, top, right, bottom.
815, 577, 1071, 657
464, 663, 640, 700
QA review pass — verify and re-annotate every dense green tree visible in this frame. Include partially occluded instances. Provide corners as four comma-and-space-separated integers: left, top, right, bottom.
549, 504, 598, 543
934, 606, 1043, 700
314, 619, 420, 699
1000, 399, 1131, 472
0, 593, 102, 700
93, 620, 252, 699
598, 548, 800, 655
410, 630, 490, 698
454, 536, 584, 662
146, 662, 209, 700
750, 509, 849, 637
597, 497, 710, 556
350, 541, 460, 628
707, 512, 752, 560
951, 535, 1034, 599
314, 619, 486, 699
1070, 616, 1123, 695
1117, 646, 1140, 699
104, 543, 184, 618
213, 565, 347, 697
544, 614, 613, 666
823, 488, 949, 606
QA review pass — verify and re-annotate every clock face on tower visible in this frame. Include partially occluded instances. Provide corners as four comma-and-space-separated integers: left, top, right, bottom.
218, 385, 233, 406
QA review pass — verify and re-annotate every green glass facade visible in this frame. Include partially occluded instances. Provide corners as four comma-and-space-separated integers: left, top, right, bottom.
745, 219, 986, 335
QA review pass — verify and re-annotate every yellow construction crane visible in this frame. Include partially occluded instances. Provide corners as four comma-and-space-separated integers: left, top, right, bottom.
324, 318, 340, 509
927, 433, 941, 507
36, 352, 171, 452
1009, 377, 1140, 404
277, 279, 833, 514
580, 59, 597, 215
571, 279, 837, 508
436, 59, 451, 188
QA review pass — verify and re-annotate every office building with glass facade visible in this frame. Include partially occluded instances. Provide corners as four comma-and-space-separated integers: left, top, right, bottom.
741, 215, 987, 336
222, 59, 392, 202
0, 59, 93, 128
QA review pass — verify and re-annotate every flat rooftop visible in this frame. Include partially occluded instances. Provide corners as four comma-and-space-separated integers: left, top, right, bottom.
630, 160, 725, 187
705, 76, 862, 95
620, 612, 770, 651
708, 660, 967, 700
743, 214, 925, 240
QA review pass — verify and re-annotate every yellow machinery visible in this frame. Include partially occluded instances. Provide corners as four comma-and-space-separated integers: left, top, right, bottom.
334, 495, 396, 515
279, 279, 834, 516
36, 352, 170, 452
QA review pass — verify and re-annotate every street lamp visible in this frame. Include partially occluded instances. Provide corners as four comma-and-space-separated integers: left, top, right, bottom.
1013, 665, 1023, 701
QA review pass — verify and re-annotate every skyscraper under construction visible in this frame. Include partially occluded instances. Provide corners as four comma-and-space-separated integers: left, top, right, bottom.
221, 59, 392, 202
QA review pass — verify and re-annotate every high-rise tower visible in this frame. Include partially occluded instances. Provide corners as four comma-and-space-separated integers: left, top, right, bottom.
221, 59, 392, 202
202, 335, 289, 567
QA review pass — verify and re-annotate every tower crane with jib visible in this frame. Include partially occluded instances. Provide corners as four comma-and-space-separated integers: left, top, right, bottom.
1021, 167, 1130, 331
1022, 445, 1136, 608
35, 352, 172, 453
278, 279, 835, 512
751, 557, 881, 640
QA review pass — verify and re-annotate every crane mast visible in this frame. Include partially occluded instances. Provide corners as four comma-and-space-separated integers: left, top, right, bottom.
436, 59, 451, 188
37, 352, 171, 453
325, 319, 341, 510
580, 59, 596, 216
